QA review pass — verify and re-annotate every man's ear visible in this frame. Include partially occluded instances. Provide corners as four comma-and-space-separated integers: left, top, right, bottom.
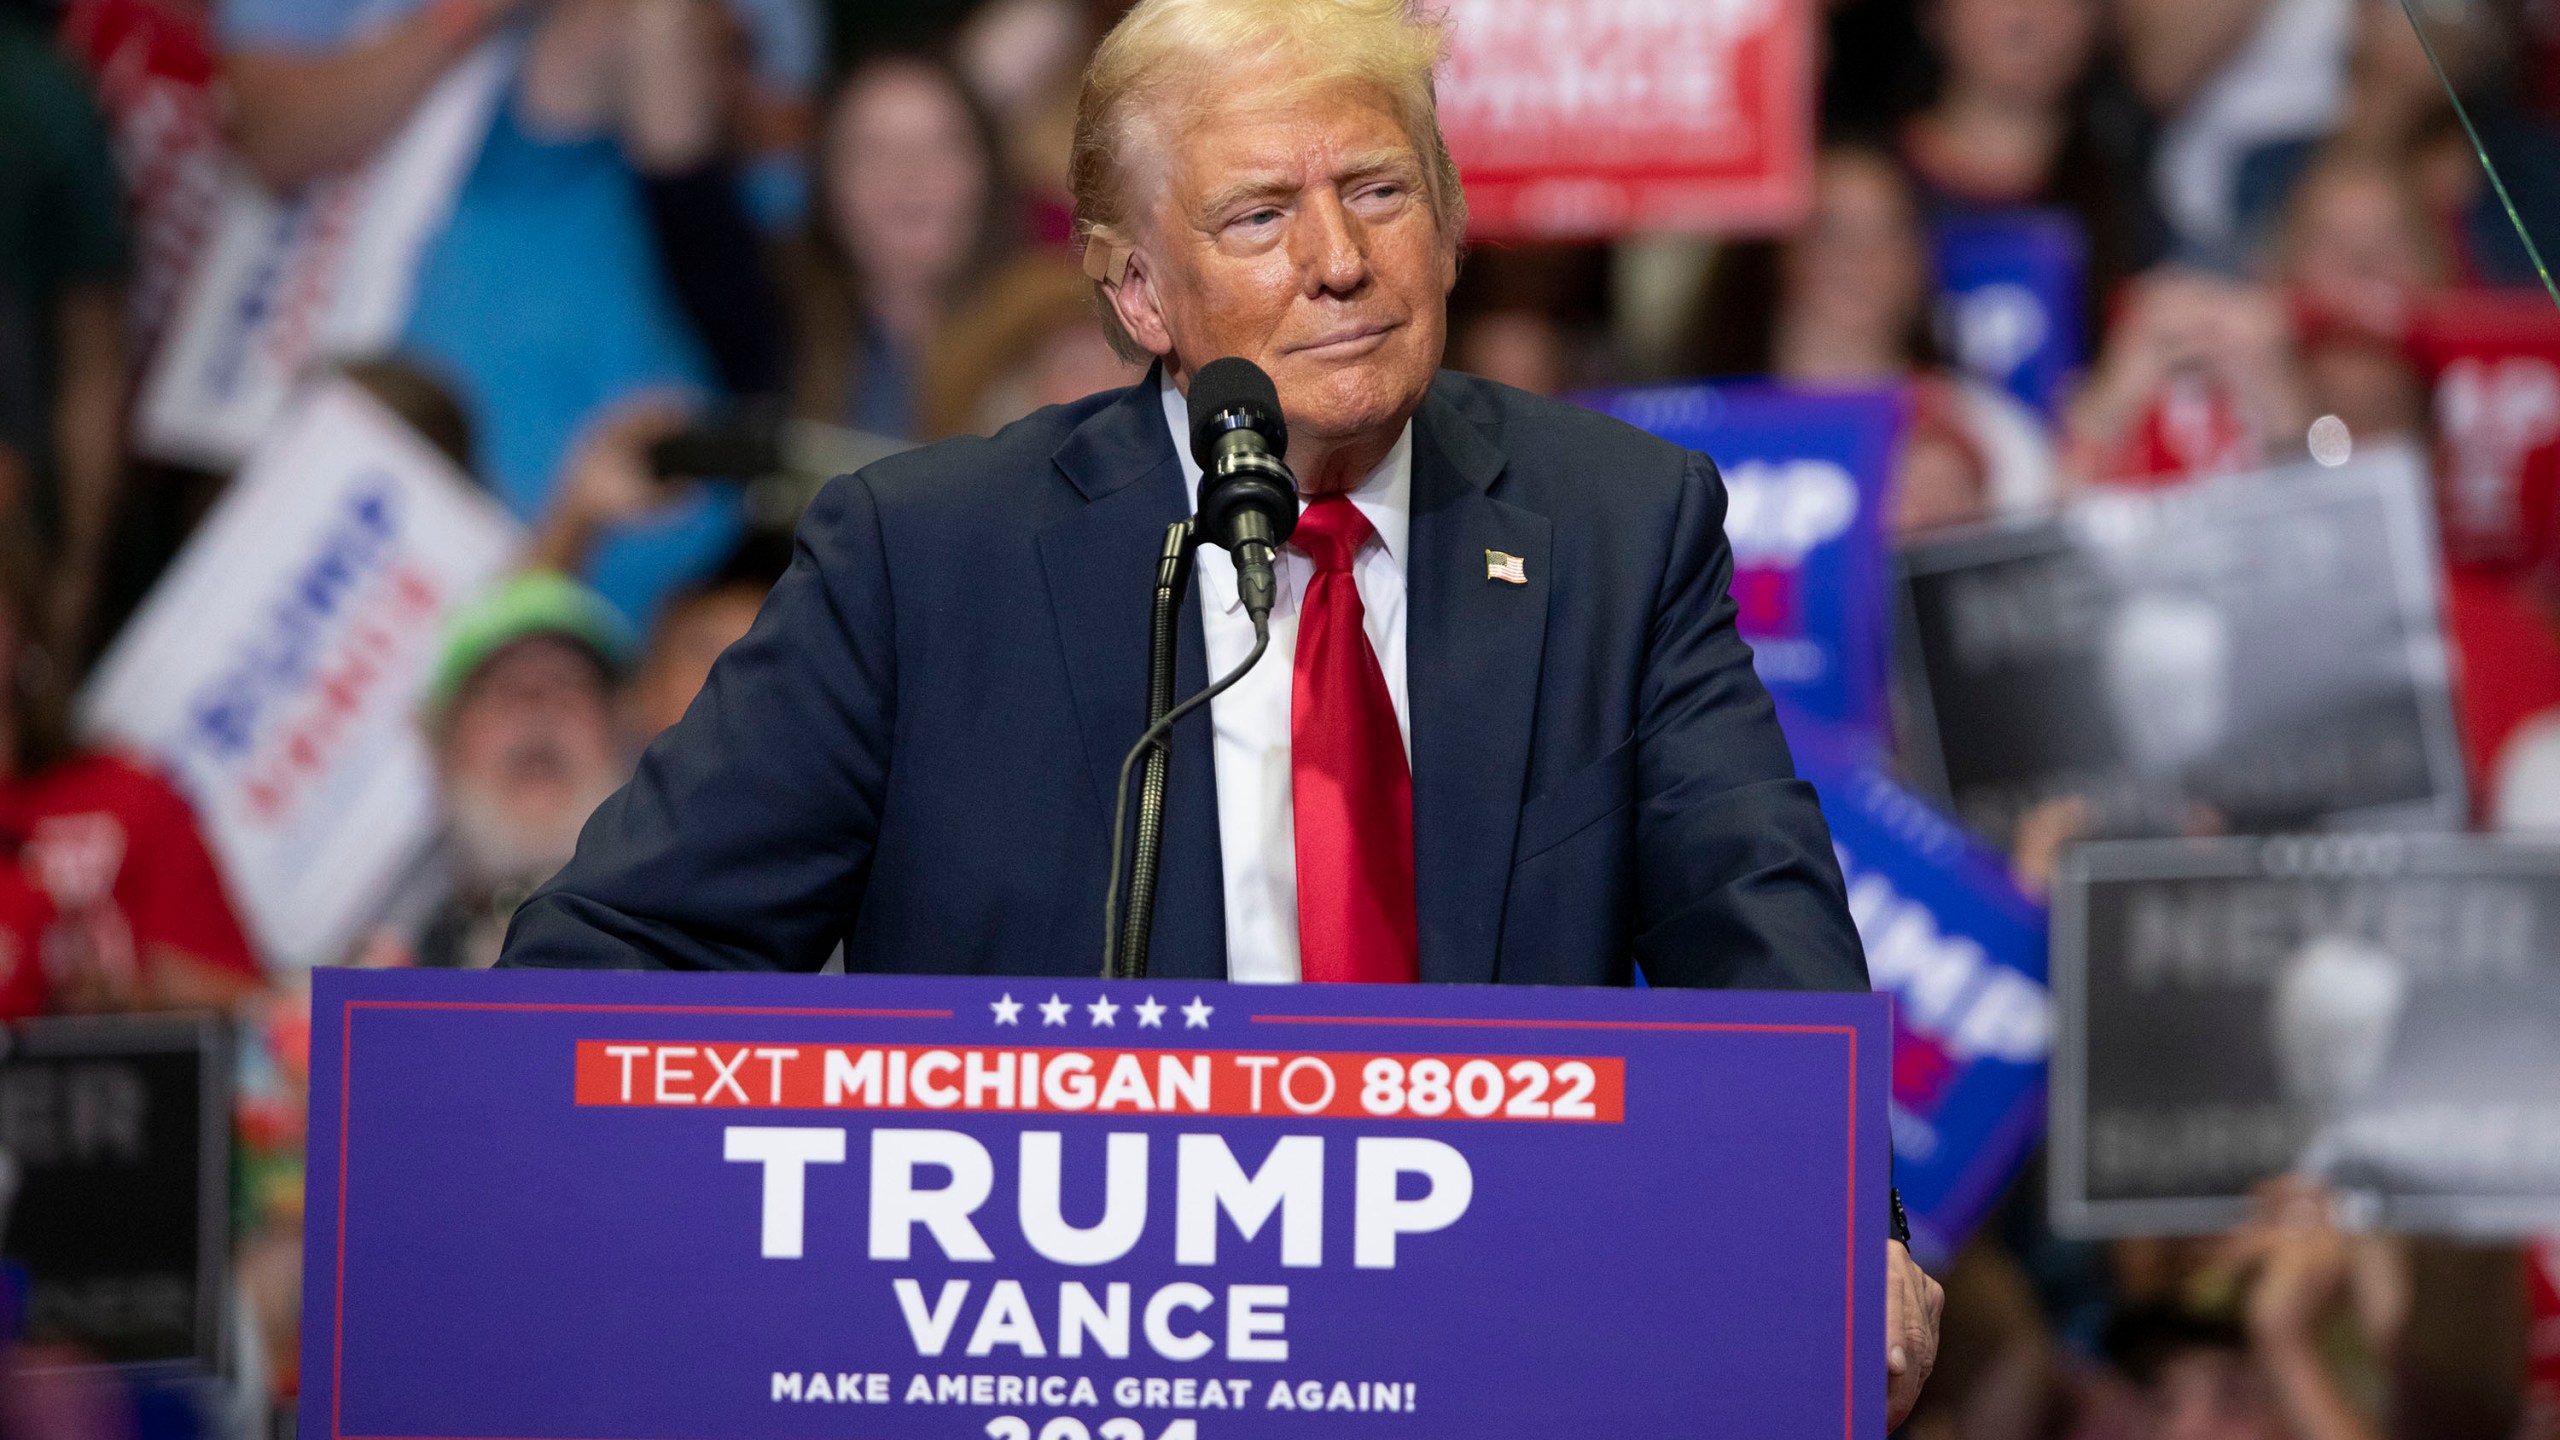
1103, 249, 1176, 359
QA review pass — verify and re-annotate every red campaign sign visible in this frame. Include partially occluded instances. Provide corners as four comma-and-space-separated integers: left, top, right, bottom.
2407, 291, 2560, 572
2444, 568, 2560, 812
1435, 0, 1814, 240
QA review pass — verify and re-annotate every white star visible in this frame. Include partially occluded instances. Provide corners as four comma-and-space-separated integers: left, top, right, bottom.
990, 993, 1023, 1025
1087, 994, 1121, 1027
1038, 994, 1072, 1026
1181, 996, 1214, 1029
1133, 996, 1167, 1028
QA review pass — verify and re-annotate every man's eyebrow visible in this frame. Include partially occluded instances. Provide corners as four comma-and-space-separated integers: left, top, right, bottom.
1196, 175, 1299, 221
1333, 148, 1425, 185
1194, 149, 1428, 223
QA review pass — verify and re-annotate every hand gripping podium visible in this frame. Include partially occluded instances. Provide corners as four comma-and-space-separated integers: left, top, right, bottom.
302, 969, 1887, 1438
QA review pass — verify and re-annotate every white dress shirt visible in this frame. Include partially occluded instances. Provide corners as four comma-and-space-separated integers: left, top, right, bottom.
1161, 377, 1413, 984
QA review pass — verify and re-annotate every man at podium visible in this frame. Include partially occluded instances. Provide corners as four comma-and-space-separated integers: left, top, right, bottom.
499, 0, 1939, 1419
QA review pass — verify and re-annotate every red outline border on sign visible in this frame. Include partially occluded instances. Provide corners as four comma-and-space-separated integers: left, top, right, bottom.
328, 1001, 1864, 1440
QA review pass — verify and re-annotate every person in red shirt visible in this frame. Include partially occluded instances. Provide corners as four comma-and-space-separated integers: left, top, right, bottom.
0, 527, 262, 1016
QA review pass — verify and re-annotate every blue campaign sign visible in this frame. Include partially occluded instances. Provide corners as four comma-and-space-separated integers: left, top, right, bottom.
1788, 719, 2051, 1266
1582, 382, 1903, 735
302, 969, 1887, 1440
1933, 210, 2088, 419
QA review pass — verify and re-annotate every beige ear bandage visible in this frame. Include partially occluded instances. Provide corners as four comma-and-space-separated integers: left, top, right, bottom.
1082, 236, 1134, 285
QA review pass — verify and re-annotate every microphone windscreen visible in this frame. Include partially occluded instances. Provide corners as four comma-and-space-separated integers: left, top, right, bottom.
1187, 358, 1288, 467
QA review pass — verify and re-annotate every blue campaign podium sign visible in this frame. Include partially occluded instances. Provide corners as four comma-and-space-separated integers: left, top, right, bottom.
1933, 210, 2088, 419
1581, 382, 1903, 735
1787, 720, 2051, 1265
302, 969, 1887, 1440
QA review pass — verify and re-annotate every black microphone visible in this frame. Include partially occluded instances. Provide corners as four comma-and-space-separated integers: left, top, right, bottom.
1187, 358, 1297, 625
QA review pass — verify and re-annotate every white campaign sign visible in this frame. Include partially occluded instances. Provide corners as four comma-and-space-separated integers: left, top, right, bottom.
80, 381, 522, 969
133, 44, 507, 468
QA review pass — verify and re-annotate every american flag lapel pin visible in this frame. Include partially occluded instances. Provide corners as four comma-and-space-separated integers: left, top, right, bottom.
1485, 549, 1528, 584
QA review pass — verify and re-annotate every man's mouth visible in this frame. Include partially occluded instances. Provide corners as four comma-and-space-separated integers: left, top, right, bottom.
1293, 322, 1397, 358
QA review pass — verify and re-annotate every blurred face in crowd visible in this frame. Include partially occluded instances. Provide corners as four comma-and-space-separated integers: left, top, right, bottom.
438, 638, 627, 885
825, 60, 993, 297
1933, 0, 2097, 108
957, 0, 1087, 120
2150, 1350, 2283, 1440
2281, 164, 2435, 338
1105, 68, 1458, 491
1780, 151, 1929, 373
2278, 162, 2434, 439
958, 0, 1088, 204
626, 587, 766, 741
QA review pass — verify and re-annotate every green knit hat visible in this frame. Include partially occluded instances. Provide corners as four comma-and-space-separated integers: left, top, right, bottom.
424, 570, 635, 722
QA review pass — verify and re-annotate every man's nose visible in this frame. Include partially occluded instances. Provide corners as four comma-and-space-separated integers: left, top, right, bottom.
1293, 188, 1370, 297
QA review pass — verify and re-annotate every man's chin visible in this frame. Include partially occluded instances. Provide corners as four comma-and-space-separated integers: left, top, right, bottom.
1275, 354, 1433, 442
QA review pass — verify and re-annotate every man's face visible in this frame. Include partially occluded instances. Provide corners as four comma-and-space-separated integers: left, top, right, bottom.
437, 638, 628, 883
1108, 72, 1456, 487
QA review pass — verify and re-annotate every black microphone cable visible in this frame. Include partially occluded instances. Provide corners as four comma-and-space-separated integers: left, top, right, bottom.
1099, 357, 1299, 978
1101, 613, 1269, 977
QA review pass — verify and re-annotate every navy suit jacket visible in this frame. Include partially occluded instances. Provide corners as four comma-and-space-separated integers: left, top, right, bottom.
500, 368, 1868, 992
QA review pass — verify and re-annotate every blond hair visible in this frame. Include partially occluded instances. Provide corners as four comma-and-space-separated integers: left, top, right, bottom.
1071, 0, 1467, 360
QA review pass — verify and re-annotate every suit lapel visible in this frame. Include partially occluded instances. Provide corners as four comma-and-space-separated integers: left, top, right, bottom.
1035, 371, 1229, 978
1405, 383, 1548, 985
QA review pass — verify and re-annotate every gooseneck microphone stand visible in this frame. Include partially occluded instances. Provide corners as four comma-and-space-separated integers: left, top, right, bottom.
1101, 358, 1294, 980
1099, 573, 1270, 979
1115, 521, 1196, 977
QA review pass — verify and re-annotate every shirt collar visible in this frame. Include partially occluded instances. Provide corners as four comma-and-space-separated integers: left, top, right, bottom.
1161, 374, 1412, 613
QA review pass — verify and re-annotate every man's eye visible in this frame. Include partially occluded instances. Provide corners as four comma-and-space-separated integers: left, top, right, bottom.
1234, 209, 1282, 229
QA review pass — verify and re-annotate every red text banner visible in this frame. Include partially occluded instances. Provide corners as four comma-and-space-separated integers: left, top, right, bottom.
574, 1042, 1625, 1124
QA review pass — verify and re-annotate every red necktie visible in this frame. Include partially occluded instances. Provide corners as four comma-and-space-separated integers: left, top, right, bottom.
1290, 495, 1418, 983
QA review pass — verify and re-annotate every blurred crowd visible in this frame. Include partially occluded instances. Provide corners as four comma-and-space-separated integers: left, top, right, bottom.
1, 0, 2558, 1435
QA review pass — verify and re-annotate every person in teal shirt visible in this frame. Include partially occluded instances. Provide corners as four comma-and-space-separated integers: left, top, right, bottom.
216, 0, 799, 625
